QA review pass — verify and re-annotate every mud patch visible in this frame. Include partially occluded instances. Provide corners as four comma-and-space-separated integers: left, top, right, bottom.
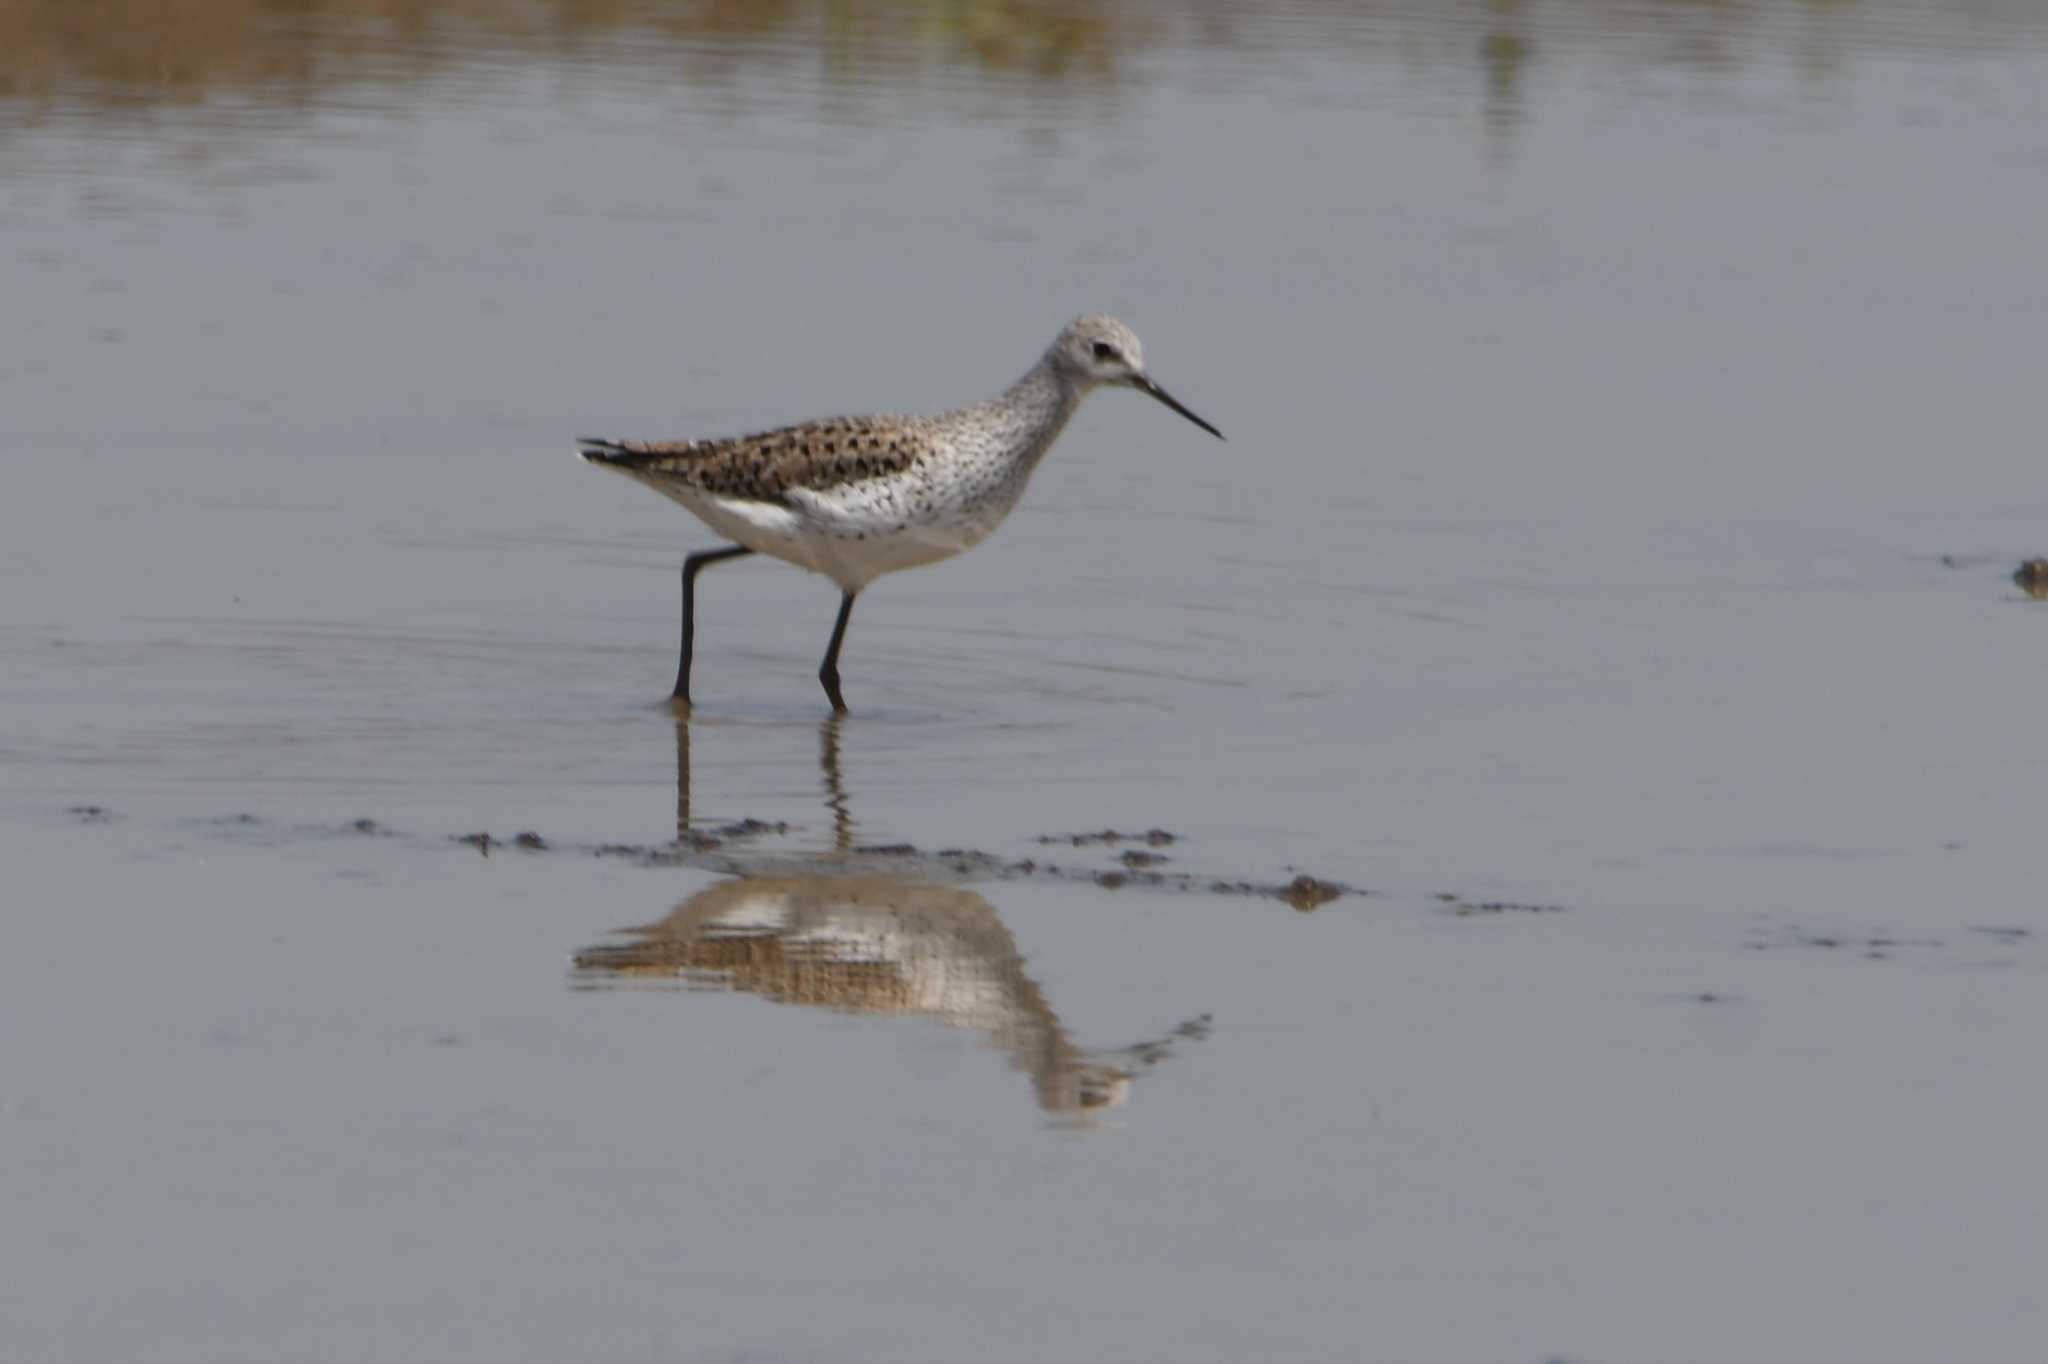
453, 829, 550, 856
1744, 924, 1945, 961
1972, 925, 2032, 944
1434, 893, 1569, 917
61, 806, 1592, 919
1037, 829, 1179, 848
584, 830, 1360, 910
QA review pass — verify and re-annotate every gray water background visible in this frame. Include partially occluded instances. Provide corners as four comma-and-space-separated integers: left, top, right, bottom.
5, 3, 2048, 1360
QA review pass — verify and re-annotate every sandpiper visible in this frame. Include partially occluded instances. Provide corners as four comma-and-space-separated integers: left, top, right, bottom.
580, 314, 1222, 711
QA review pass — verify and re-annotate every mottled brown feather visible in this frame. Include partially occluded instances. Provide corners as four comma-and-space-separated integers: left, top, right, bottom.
580, 415, 937, 505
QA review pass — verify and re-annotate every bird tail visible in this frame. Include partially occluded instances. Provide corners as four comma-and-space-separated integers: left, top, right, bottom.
576, 437, 637, 467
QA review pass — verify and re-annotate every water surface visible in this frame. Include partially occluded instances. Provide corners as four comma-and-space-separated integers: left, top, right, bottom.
6, 3, 2048, 1361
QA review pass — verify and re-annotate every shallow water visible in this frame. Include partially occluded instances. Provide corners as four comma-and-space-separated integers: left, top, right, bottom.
7, 3, 2048, 1360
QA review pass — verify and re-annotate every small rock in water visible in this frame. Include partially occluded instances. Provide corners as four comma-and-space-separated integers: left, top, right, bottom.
2015, 558, 2048, 598
1281, 875, 1342, 911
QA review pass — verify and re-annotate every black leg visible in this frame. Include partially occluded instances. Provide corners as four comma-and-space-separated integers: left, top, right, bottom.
675, 545, 752, 702
818, 591, 857, 714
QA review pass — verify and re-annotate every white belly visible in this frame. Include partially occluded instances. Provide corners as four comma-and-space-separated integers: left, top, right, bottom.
656, 482, 999, 594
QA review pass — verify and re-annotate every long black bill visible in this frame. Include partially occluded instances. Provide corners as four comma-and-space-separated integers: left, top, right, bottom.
1135, 374, 1224, 440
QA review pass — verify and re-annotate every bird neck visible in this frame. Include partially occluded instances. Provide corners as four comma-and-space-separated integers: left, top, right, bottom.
981, 355, 1083, 471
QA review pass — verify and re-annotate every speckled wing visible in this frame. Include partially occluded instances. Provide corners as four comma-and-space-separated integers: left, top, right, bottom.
579, 416, 935, 505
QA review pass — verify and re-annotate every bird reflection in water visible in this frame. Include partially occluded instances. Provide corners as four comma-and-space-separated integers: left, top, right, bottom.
572, 712, 1210, 1122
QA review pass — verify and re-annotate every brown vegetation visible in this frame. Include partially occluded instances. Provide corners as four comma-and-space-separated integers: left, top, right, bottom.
7, 0, 2046, 126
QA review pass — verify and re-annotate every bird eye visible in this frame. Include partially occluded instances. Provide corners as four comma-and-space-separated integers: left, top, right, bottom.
1091, 341, 1121, 363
